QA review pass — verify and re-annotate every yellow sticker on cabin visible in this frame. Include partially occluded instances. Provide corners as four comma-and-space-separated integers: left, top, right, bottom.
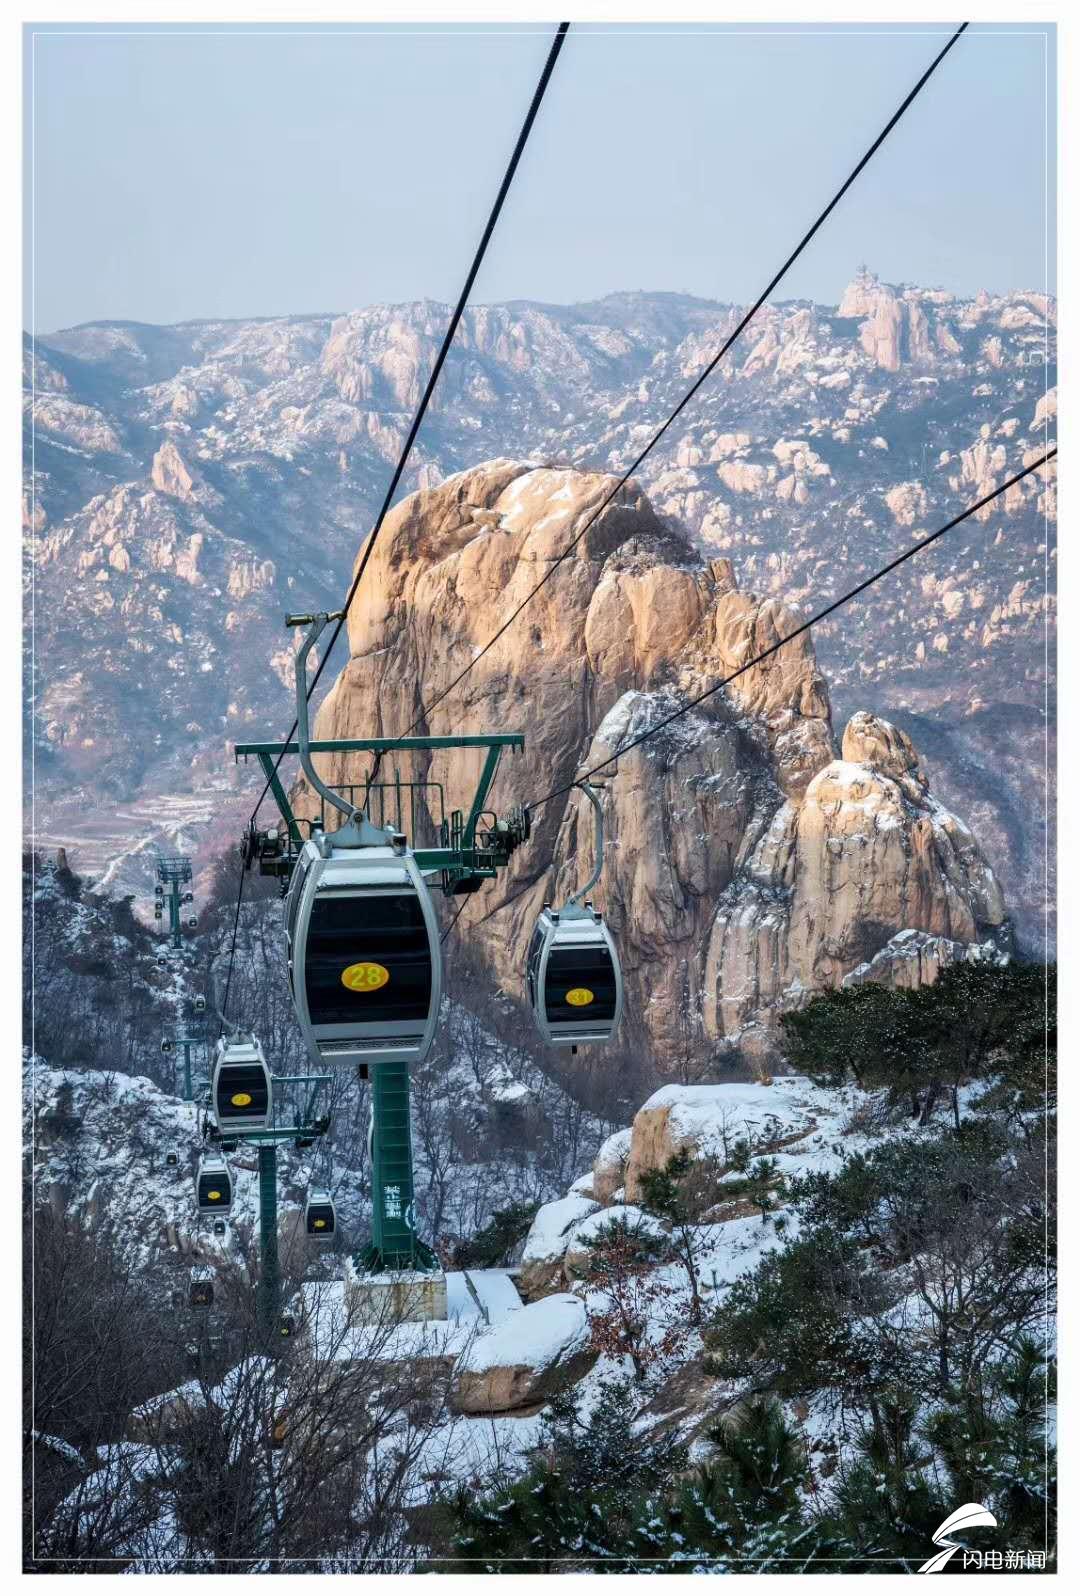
342, 961, 390, 992
207, 1189, 222, 1201
313, 1218, 327, 1229
566, 987, 595, 1007
230, 1092, 252, 1107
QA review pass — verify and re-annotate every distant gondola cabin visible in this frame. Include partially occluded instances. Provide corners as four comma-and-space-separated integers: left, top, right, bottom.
211, 1034, 272, 1134
189, 1276, 214, 1310
305, 1189, 336, 1239
526, 903, 622, 1049
196, 1157, 233, 1215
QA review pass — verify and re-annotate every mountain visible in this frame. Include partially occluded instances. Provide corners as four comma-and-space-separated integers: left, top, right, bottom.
295, 460, 1008, 1069
24, 277, 1056, 952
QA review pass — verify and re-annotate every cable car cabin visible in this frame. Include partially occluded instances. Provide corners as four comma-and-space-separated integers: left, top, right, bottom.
196, 1155, 233, 1216
189, 1271, 214, 1309
194, 995, 206, 1013
285, 835, 442, 1071
211, 1034, 272, 1134
304, 1189, 336, 1239
526, 903, 623, 1050
165, 1146, 180, 1168
212, 1218, 227, 1238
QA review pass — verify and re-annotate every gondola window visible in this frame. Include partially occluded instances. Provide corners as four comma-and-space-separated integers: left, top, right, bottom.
544, 946, 617, 1024
305, 893, 432, 1025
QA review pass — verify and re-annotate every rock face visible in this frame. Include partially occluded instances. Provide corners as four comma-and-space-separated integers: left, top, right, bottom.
623, 1082, 812, 1202
449, 1293, 595, 1414
521, 1079, 840, 1298
592, 1127, 633, 1205
519, 1192, 600, 1300
299, 461, 1008, 1067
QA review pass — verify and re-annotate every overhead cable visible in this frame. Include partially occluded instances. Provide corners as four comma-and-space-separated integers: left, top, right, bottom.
393, 21, 970, 742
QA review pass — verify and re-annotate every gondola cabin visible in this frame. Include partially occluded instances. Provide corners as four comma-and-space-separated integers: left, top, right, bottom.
305, 1189, 336, 1239
526, 902, 623, 1050
165, 1146, 180, 1168
189, 1270, 214, 1309
285, 834, 442, 1070
194, 995, 206, 1013
212, 1218, 227, 1238
211, 1034, 272, 1134
196, 1155, 233, 1216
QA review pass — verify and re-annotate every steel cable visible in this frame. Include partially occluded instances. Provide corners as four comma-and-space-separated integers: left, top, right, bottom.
446, 451, 1058, 938
391, 21, 970, 744
219, 23, 570, 1027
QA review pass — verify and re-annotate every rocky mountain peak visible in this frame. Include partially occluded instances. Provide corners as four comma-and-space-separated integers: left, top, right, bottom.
150, 439, 199, 502
297, 462, 1007, 1069
841, 710, 928, 791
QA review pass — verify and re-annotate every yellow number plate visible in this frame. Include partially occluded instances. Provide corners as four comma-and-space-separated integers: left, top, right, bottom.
341, 961, 390, 992
565, 987, 595, 1007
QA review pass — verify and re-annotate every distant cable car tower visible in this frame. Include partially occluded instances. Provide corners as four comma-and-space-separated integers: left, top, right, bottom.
154, 854, 195, 951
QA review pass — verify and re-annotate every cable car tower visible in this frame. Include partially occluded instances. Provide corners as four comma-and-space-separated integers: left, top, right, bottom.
154, 854, 196, 951
235, 611, 530, 1295
161, 1007, 209, 1102
192, 1030, 335, 1338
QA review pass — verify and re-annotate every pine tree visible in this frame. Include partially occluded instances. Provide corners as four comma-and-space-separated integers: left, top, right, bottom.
443, 1379, 687, 1573
819, 1390, 946, 1572
628, 1399, 834, 1572
924, 1338, 1055, 1554
453, 1201, 539, 1269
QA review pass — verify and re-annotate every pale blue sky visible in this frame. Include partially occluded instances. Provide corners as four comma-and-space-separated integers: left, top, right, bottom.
25, 22, 1055, 333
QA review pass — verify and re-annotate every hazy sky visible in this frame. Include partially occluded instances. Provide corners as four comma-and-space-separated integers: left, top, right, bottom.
25, 22, 1055, 333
